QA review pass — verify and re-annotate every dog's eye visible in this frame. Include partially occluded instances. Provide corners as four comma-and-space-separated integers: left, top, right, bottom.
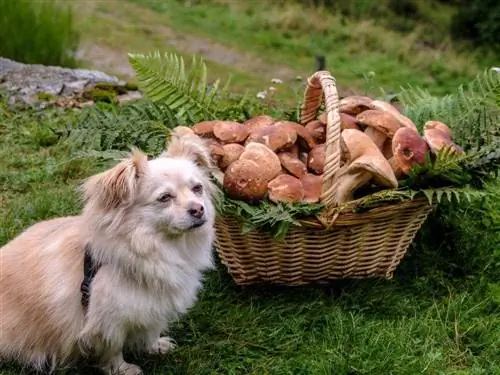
192, 184, 203, 194
157, 193, 173, 203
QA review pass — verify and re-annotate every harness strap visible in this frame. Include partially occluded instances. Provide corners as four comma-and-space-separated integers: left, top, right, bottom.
80, 244, 101, 313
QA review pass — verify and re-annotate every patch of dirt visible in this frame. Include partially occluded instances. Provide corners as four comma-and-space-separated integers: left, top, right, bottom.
77, 23, 296, 82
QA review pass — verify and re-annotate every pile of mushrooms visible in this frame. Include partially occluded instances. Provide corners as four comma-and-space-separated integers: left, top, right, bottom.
175, 95, 463, 205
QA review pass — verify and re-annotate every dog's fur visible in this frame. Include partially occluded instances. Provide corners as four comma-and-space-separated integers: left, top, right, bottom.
0, 131, 216, 374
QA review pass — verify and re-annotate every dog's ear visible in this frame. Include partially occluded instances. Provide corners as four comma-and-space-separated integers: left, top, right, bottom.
83, 148, 148, 209
161, 128, 213, 169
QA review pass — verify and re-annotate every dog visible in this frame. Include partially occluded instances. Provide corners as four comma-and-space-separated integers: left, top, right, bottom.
0, 130, 217, 374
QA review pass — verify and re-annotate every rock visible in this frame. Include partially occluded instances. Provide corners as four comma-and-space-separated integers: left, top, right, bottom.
117, 91, 143, 104
0, 57, 136, 109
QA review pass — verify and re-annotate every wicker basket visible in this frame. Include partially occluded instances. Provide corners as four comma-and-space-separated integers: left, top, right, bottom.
213, 71, 435, 286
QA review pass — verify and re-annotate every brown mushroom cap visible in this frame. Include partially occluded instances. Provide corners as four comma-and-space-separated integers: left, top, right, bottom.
391, 127, 430, 174
278, 151, 308, 178
267, 174, 305, 204
207, 139, 225, 167
331, 129, 398, 204
307, 144, 325, 175
424, 121, 464, 154
213, 121, 249, 144
219, 143, 245, 170
223, 159, 269, 202
243, 115, 274, 133
239, 142, 281, 181
192, 120, 217, 138
305, 120, 326, 144
356, 109, 402, 150
339, 95, 373, 116
300, 173, 322, 203
245, 124, 297, 152
340, 113, 360, 130
369, 99, 418, 131
423, 121, 464, 155
274, 120, 316, 150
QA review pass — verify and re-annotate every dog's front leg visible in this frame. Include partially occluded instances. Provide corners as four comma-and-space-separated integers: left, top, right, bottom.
79, 326, 143, 375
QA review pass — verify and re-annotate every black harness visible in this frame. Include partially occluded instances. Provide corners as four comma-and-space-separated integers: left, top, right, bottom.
80, 244, 102, 312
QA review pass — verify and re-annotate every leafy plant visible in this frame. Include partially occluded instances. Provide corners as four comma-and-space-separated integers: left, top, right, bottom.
128, 51, 233, 123
64, 99, 178, 156
399, 68, 500, 151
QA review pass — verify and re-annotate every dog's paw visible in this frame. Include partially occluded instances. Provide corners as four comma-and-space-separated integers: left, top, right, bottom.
102, 361, 143, 375
149, 336, 176, 355
118, 362, 143, 375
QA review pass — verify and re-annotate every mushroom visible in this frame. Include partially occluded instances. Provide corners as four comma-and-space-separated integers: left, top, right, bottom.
339, 95, 373, 116
219, 143, 245, 170
300, 173, 322, 203
390, 127, 430, 177
223, 159, 269, 202
278, 151, 308, 178
330, 129, 398, 204
274, 121, 316, 150
307, 144, 325, 175
267, 174, 305, 204
213, 121, 249, 144
340, 113, 360, 130
355, 109, 401, 150
243, 115, 274, 133
369, 100, 418, 131
207, 139, 225, 167
239, 142, 281, 181
305, 120, 326, 144
423, 121, 464, 155
192, 120, 217, 138
245, 124, 297, 152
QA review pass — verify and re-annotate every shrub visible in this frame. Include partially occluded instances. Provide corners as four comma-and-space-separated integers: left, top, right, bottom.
0, 0, 79, 67
450, 0, 500, 52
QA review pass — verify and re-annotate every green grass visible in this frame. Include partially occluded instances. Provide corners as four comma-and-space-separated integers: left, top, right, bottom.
125, 0, 486, 97
0, 99, 499, 374
0, 0, 79, 67
68, 0, 493, 99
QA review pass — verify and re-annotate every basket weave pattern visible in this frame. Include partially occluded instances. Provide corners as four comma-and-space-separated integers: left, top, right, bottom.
213, 71, 435, 286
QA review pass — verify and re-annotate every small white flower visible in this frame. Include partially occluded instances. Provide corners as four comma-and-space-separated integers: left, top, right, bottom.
271, 78, 283, 84
256, 91, 267, 99
295, 75, 303, 81
268, 86, 277, 92
491, 67, 500, 73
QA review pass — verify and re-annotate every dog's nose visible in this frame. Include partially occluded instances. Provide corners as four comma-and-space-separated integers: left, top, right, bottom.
188, 203, 205, 219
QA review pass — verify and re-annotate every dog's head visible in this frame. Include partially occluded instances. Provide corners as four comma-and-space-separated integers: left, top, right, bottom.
82, 130, 215, 236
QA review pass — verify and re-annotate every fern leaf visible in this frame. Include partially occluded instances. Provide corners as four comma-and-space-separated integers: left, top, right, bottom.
128, 51, 230, 123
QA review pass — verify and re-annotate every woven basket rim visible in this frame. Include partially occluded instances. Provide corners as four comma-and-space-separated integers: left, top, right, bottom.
218, 196, 434, 230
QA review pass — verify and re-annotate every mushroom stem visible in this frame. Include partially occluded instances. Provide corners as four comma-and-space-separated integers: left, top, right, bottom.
332, 168, 372, 204
364, 127, 387, 150
388, 157, 405, 179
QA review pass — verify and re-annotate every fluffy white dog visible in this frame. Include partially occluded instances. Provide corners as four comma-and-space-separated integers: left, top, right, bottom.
0, 130, 216, 374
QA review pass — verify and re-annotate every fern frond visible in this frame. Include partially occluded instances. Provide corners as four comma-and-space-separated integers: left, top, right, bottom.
64, 99, 177, 155
399, 68, 500, 152
128, 51, 229, 122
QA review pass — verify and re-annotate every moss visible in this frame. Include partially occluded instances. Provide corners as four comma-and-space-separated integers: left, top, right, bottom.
82, 87, 117, 103
37, 92, 56, 101
124, 82, 139, 91
93, 82, 128, 95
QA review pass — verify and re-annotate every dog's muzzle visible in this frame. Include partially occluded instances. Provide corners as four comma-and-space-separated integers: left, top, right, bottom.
189, 217, 206, 229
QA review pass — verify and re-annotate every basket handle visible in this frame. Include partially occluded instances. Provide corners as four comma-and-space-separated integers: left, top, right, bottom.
299, 71, 341, 207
